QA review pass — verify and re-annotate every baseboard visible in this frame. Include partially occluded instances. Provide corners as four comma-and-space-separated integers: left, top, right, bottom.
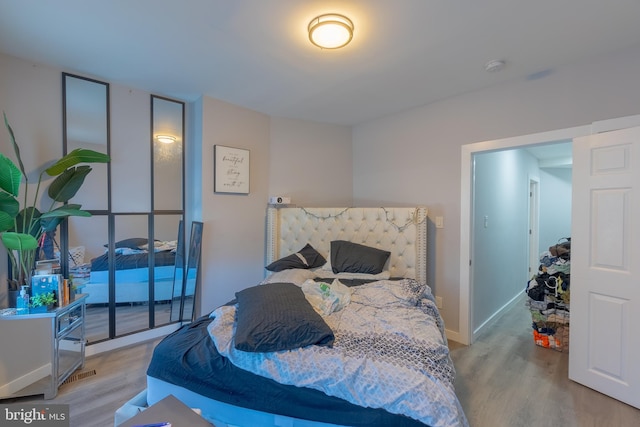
85, 323, 181, 357
445, 328, 462, 344
0, 363, 51, 397
472, 292, 524, 342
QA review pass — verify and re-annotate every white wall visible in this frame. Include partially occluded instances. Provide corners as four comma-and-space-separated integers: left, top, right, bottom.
0, 55, 63, 307
269, 117, 352, 207
0, 316, 51, 396
7, 42, 636, 343
352, 45, 640, 333
196, 96, 271, 314
0, 53, 355, 322
196, 105, 353, 314
538, 167, 572, 254
110, 85, 152, 213
472, 149, 539, 330
0, 55, 163, 267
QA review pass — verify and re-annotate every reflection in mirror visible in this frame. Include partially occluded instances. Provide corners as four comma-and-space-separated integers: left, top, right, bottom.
68, 215, 109, 343
63, 73, 109, 211
114, 215, 151, 337
77, 213, 181, 340
153, 94, 186, 324
63, 73, 110, 343
170, 221, 185, 323
183, 221, 203, 322
63, 77, 186, 344
152, 96, 184, 211
153, 214, 183, 327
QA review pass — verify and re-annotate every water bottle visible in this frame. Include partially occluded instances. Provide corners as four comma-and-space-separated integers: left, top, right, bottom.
17, 285, 29, 315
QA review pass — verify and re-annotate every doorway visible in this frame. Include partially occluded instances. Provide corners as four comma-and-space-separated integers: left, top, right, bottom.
460, 115, 640, 345
469, 144, 571, 341
459, 114, 640, 409
459, 125, 591, 345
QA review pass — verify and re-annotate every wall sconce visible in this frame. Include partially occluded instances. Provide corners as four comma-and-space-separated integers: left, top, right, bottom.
308, 13, 354, 49
156, 135, 176, 144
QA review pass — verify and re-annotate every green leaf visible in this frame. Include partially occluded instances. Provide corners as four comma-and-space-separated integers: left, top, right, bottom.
40, 204, 91, 232
15, 207, 41, 236
40, 216, 62, 233
3, 112, 27, 180
1, 232, 38, 251
45, 148, 110, 177
0, 211, 14, 233
0, 153, 22, 197
0, 192, 20, 218
47, 166, 92, 202
40, 204, 91, 218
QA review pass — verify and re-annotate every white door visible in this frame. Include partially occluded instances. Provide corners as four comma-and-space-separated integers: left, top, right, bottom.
569, 126, 640, 408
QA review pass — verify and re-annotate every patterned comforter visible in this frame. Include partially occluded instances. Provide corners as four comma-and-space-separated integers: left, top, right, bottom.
208, 277, 469, 427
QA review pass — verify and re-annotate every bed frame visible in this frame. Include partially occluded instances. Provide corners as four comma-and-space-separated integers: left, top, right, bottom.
81, 265, 176, 304
143, 206, 431, 427
266, 206, 428, 283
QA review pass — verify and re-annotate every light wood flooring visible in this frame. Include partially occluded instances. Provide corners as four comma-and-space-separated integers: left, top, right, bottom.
4, 337, 161, 427
84, 297, 192, 343
8, 296, 640, 427
84, 303, 173, 342
448, 295, 640, 426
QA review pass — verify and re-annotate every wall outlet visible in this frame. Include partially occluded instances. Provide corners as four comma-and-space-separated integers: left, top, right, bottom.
435, 296, 443, 309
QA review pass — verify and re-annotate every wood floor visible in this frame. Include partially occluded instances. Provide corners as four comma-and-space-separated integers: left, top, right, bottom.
4, 337, 162, 427
83, 297, 193, 343
9, 297, 640, 427
448, 295, 640, 427
84, 303, 173, 342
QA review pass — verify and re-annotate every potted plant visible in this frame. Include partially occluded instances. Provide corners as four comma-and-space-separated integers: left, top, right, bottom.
29, 291, 57, 313
0, 112, 110, 297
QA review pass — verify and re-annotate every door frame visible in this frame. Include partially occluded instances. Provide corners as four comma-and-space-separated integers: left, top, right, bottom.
459, 114, 640, 345
528, 177, 540, 279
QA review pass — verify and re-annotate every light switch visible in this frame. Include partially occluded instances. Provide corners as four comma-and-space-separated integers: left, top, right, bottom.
484, 215, 489, 228
435, 216, 444, 229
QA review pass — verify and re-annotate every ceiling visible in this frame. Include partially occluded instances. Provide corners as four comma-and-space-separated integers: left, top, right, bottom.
525, 142, 573, 168
1, 1, 640, 126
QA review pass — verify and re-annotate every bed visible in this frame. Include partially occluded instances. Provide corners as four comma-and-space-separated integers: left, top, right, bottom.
144, 207, 468, 427
76, 238, 180, 304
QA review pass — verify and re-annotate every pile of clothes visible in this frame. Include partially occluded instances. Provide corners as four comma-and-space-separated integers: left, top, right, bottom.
525, 238, 571, 352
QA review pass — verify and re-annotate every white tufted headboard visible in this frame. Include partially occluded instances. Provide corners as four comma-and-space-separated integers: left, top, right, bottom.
266, 207, 428, 284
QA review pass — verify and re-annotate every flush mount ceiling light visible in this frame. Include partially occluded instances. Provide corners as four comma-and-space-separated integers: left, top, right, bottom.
484, 59, 506, 73
308, 13, 354, 49
156, 135, 176, 144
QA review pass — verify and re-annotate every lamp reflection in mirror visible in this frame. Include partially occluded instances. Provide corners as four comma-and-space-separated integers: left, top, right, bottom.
154, 135, 181, 162
156, 135, 176, 144
308, 13, 354, 49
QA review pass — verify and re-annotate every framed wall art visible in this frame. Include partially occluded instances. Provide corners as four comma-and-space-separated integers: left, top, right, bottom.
214, 145, 250, 194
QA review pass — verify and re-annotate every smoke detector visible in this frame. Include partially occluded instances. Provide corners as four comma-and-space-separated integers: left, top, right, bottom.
484, 60, 506, 72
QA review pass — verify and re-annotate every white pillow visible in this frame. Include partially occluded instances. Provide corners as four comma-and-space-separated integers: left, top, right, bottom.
140, 240, 177, 252
315, 270, 391, 281
260, 269, 317, 286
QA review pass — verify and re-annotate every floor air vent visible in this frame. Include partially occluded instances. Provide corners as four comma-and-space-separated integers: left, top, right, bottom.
62, 369, 97, 386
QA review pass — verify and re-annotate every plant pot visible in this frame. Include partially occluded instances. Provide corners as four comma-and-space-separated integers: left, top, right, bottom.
29, 304, 52, 314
